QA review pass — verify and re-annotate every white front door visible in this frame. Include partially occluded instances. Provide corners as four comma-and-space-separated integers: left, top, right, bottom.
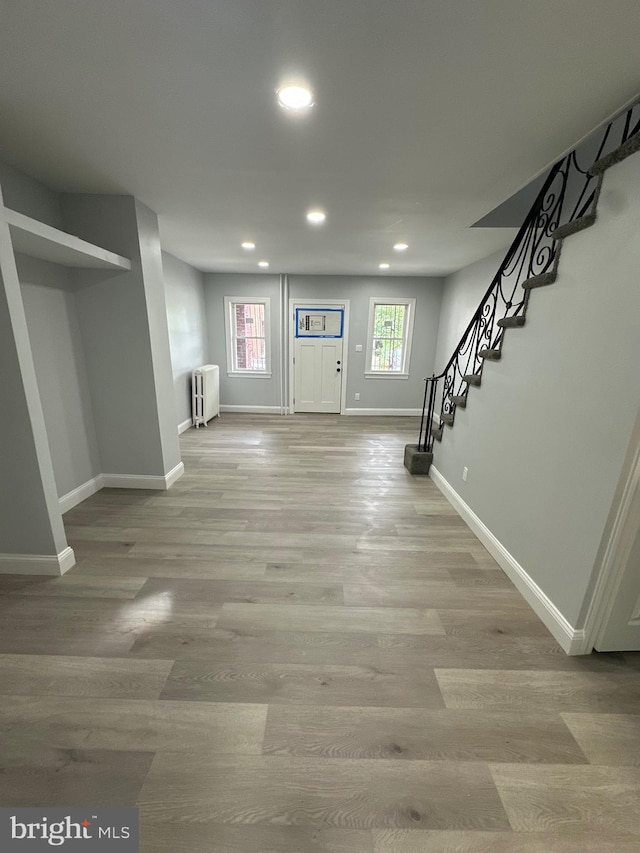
293, 306, 344, 413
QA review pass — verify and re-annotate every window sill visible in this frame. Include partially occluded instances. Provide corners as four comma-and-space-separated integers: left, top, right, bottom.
227, 371, 272, 379
364, 372, 410, 380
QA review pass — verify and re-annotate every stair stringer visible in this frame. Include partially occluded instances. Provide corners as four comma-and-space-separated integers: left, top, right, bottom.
438, 148, 625, 434
429, 147, 640, 652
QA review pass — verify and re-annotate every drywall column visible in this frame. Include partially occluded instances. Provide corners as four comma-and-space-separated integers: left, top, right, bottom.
0, 196, 73, 574
134, 200, 184, 467
61, 194, 182, 486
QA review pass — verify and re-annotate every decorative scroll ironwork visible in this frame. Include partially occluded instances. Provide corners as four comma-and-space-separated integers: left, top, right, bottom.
418, 97, 640, 453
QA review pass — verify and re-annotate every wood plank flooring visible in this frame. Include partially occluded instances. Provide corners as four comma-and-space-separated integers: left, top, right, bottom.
1, 413, 640, 852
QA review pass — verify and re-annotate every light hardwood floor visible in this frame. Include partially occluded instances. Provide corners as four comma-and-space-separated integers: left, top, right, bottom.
1, 413, 640, 852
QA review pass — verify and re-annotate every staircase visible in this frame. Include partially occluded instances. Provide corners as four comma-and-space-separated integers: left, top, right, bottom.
405, 97, 640, 472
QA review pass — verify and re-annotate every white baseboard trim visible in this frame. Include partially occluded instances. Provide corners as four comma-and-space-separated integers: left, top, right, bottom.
164, 461, 185, 489
429, 465, 585, 655
59, 475, 105, 514
178, 418, 192, 435
103, 461, 185, 491
344, 408, 422, 417
101, 473, 167, 490
58, 464, 185, 511
218, 406, 420, 417
58, 546, 76, 574
0, 545, 76, 576
220, 405, 282, 414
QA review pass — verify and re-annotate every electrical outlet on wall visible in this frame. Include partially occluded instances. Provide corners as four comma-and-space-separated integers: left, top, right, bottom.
462, 466, 468, 482
355, 344, 363, 352
355, 393, 360, 401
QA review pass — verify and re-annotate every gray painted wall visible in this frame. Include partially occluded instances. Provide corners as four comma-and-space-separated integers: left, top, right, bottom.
433, 248, 505, 374
163, 252, 208, 426
290, 276, 444, 410
0, 160, 61, 228
204, 273, 443, 410
18, 255, 101, 498
62, 194, 181, 477
204, 273, 281, 408
433, 152, 640, 628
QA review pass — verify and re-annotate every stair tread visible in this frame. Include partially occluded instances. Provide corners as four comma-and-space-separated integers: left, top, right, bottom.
522, 270, 557, 290
479, 348, 501, 360
463, 374, 482, 386
451, 395, 467, 407
551, 212, 597, 241
589, 132, 640, 176
498, 316, 526, 328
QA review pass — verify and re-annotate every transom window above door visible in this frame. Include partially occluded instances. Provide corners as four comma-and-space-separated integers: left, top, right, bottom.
224, 297, 272, 377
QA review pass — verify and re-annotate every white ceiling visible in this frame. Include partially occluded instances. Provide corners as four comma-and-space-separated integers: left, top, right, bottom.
1, 0, 639, 276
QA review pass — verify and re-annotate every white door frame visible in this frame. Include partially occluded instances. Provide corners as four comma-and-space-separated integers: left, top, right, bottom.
580, 406, 640, 653
288, 299, 350, 415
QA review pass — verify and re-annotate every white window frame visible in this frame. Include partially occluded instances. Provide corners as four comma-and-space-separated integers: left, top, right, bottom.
365, 297, 416, 379
224, 296, 272, 378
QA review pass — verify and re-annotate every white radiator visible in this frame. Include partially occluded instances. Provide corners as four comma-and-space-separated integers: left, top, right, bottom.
192, 364, 220, 428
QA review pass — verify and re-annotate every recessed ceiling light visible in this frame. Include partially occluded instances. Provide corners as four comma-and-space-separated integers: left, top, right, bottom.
379, 263, 390, 270
277, 85, 314, 111
258, 260, 269, 268
241, 241, 255, 250
393, 242, 409, 251
306, 210, 326, 224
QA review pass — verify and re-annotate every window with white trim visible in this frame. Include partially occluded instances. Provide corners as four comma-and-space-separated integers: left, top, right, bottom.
365, 298, 415, 378
224, 297, 271, 377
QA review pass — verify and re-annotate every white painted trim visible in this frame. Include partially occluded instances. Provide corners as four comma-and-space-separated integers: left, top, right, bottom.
178, 418, 192, 435
3, 206, 131, 271
365, 296, 416, 375
364, 372, 410, 380
0, 546, 76, 576
344, 407, 422, 417
59, 475, 104, 513
59, 463, 185, 513
164, 461, 185, 489
279, 274, 291, 415
289, 298, 351, 415
219, 405, 283, 415
223, 295, 272, 377
102, 461, 184, 490
101, 473, 168, 489
58, 546, 76, 574
430, 465, 584, 654
60, 464, 184, 510
226, 371, 272, 379
580, 409, 640, 653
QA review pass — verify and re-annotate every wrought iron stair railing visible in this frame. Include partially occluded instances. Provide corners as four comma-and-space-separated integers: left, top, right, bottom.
418, 97, 640, 455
